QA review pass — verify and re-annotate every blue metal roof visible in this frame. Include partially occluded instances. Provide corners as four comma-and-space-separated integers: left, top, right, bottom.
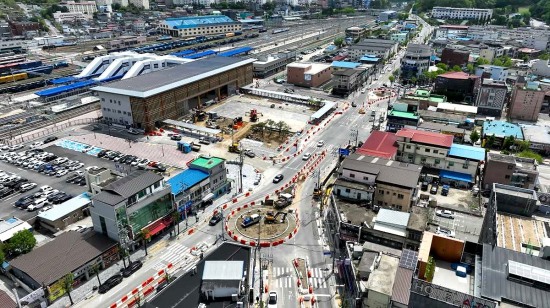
36, 79, 97, 97
167, 169, 209, 195
50, 76, 77, 84
165, 15, 236, 29
183, 50, 217, 59
331, 61, 361, 69
98, 75, 123, 82
218, 47, 253, 57
440, 170, 473, 183
171, 49, 196, 57
360, 56, 380, 62
37, 193, 91, 222
449, 144, 485, 161
483, 120, 524, 139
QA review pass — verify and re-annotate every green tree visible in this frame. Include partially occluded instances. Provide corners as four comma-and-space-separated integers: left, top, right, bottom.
476, 57, 490, 66
90, 263, 102, 286
333, 37, 344, 48
503, 135, 515, 150
452, 65, 462, 72
388, 75, 395, 84
425, 256, 436, 282
0, 247, 4, 265
136, 228, 151, 256
485, 134, 496, 149
470, 130, 480, 145
410, 76, 417, 85
5, 230, 36, 257
172, 211, 181, 235
62, 273, 75, 305
518, 150, 543, 163
466, 63, 475, 73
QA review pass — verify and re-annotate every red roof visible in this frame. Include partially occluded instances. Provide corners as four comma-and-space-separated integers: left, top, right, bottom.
356, 131, 398, 159
395, 128, 453, 148
438, 71, 470, 80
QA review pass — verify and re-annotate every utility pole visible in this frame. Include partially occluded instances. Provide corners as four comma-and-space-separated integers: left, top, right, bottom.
238, 144, 245, 194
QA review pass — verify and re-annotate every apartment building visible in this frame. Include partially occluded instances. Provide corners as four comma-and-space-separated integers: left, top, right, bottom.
129, 0, 149, 9
431, 7, 493, 20
475, 79, 508, 117
509, 78, 545, 122
434, 25, 469, 39
482, 153, 538, 191
348, 39, 398, 61
345, 26, 366, 40
160, 15, 241, 38
401, 44, 432, 79
434, 71, 480, 103
286, 62, 332, 88
62, 1, 98, 15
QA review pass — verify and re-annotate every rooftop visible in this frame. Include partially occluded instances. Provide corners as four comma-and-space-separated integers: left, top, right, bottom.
0, 217, 32, 243
417, 110, 467, 124
481, 78, 507, 87
305, 63, 331, 75
396, 128, 454, 148
416, 122, 465, 134
341, 154, 422, 189
365, 254, 399, 296
93, 170, 164, 205
437, 102, 478, 114
149, 243, 251, 308
332, 69, 359, 77
37, 193, 91, 222
483, 120, 524, 139
376, 208, 410, 228
0, 290, 16, 308
388, 110, 419, 120
493, 183, 538, 200
487, 153, 537, 170
331, 61, 361, 69
481, 243, 550, 307
392, 267, 414, 305
432, 260, 471, 295
356, 131, 398, 159
202, 261, 244, 280
336, 199, 378, 226
167, 169, 209, 195
521, 124, 550, 145
448, 144, 486, 161
9, 230, 117, 286
190, 156, 224, 170
495, 212, 546, 253
92, 57, 256, 98
407, 206, 429, 231
437, 71, 474, 80
164, 15, 237, 29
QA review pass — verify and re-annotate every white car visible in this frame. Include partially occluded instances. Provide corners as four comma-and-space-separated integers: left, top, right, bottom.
267, 291, 278, 308
85, 166, 99, 171
69, 163, 84, 171
42, 190, 59, 198
436, 209, 455, 219
436, 226, 456, 238
361, 89, 366, 93
74, 171, 84, 176
39, 185, 53, 193
27, 198, 47, 211
29, 142, 43, 149
19, 183, 37, 192
9, 144, 23, 151
317, 140, 324, 147
302, 153, 311, 161
56, 170, 69, 177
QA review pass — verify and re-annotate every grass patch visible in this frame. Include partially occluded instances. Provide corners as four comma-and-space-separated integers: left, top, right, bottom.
518, 7, 530, 14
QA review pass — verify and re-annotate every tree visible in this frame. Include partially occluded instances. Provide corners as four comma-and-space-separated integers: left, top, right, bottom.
90, 263, 102, 286
333, 37, 344, 48
5, 230, 36, 257
518, 150, 543, 163
275, 121, 290, 136
136, 228, 151, 256
470, 130, 480, 145
62, 273, 75, 305
172, 211, 181, 235
485, 134, 496, 149
425, 256, 436, 282
452, 65, 462, 72
503, 135, 515, 150
476, 57, 490, 66
410, 76, 417, 85
264, 119, 276, 136
388, 75, 395, 84
466, 63, 475, 73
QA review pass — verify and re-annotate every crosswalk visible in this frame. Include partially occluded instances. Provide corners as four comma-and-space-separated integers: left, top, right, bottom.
151, 242, 195, 271
271, 267, 328, 290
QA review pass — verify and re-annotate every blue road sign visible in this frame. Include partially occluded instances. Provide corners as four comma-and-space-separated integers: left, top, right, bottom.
178, 200, 193, 213
339, 148, 350, 156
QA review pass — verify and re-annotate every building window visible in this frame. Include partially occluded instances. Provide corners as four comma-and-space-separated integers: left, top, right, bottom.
363, 176, 369, 181
398, 194, 404, 199
406, 145, 411, 149
153, 182, 160, 189
99, 216, 107, 235
379, 190, 384, 194
425, 148, 430, 153
448, 161, 454, 167
345, 188, 351, 193
420, 157, 426, 162
463, 164, 468, 169
433, 150, 439, 154
435, 159, 440, 164
349, 173, 355, 178
505, 175, 510, 179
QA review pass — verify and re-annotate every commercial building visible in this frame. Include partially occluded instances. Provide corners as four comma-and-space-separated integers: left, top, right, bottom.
345, 26, 366, 39
436, 102, 478, 118
401, 44, 432, 79
415, 122, 466, 143
252, 49, 296, 78
521, 124, 550, 154
0, 217, 33, 244
386, 109, 420, 132
400, 89, 447, 110
363, 253, 399, 308
482, 153, 538, 190
62, 1, 98, 16
431, 7, 493, 20
108, 35, 147, 49
475, 79, 508, 117
201, 261, 245, 300
331, 67, 367, 96
356, 131, 398, 160
7, 20, 40, 36
53, 12, 89, 23
335, 153, 422, 211
434, 25, 469, 40
37, 193, 91, 233
286, 62, 332, 88
348, 39, 399, 61
91, 170, 174, 242
9, 230, 118, 304
509, 79, 545, 122
475, 65, 508, 82
434, 71, 480, 103
378, 10, 397, 22
482, 120, 524, 145
390, 32, 409, 44
92, 57, 254, 131
160, 15, 241, 38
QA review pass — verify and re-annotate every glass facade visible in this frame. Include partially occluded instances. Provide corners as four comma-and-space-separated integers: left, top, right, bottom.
127, 194, 172, 235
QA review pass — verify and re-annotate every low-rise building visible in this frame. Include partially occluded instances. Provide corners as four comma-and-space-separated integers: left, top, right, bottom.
434, 71, 480, 103
521, 124, 550, 154
53, 12, 89, 23
334, 153, 422, 211
415, 122, 466, 143
482, 120, 524, 146
363, 254, 399, 308
390, 32, 409, 44
252, 50, 296, 78
509, 79, 545, 122
436, 102, 478, 117
348, 39, 398, 61
482, 153, 538, 190
108, 35, 147, 49
0, 217, 33, 244
440, 47, 470, 67
434, 25, 469, 40
378, 10, 397, 22
356, 131, 398, 160
431, 7, 493, 20
37, 193, 91, 233
386, 110, 420, 132
331, 67, 367, 96
475, 65, 508, 82
91, 170, 174, 242
286, 62, 332, 88
160, 15, 242, 38
400, 89, 447, 110
475, 79, 508, 117
345, 26, 366, 39
401, 44, 432, 79
62, 1, 98, 15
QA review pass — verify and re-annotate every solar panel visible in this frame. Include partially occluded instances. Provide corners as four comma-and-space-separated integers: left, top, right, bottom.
508, 260, 550, 285
399, 249, 418, 270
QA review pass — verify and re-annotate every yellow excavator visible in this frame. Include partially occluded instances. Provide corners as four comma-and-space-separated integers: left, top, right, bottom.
358, 108, 365, 114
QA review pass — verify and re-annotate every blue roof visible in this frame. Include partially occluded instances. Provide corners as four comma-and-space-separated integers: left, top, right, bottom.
483, 120, 524, 139
37, 193, 91, 221
404, 24, 417, 29
440, 170, 473, 183
167, 169, 209, 195
331, 61, 361, 69
449, 144, 485, 161
183, 50, 217, 59
171, 49, 196, 57
165, 15, 236, 29
431, 55, 440, 61
218, 47, 254, 57
36, 79, 97, 97
360, 56, 380, 62
50, 76, 77, 84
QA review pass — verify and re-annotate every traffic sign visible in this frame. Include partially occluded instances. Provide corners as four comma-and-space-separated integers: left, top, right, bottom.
338, 148, 350, 156
178, 200, 193, 213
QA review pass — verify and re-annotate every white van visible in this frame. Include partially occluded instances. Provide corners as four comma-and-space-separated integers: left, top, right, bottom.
27, 198, 47, 211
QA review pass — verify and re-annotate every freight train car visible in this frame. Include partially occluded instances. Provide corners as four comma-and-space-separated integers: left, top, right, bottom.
0, 73, 27, 84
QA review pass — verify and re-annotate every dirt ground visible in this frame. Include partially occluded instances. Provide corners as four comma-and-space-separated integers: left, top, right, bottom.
236, 209, 291, 240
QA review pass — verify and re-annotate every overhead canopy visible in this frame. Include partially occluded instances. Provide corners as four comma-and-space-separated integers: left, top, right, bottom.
440, 170, 473, 183
310, 101, 337, 121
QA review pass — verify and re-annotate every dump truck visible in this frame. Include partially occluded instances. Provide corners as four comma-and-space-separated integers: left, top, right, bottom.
274, 193, 293, 209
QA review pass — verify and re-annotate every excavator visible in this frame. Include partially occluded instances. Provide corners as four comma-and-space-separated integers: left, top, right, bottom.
245, 109, 262, 122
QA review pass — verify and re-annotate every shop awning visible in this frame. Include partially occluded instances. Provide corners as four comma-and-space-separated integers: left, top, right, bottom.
202, 193, 215, 202
146, 221, 167, 238
440, 170, 473, 183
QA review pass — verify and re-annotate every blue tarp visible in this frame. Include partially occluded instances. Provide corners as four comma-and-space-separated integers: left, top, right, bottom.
183, 50, 217, 59
36, 80, 97, 97
218, 47, 253, 57
167, 169, 209, 195
440, 170, 473, 183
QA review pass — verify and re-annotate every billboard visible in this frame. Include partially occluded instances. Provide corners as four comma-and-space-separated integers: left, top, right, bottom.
411, 278, 496, 308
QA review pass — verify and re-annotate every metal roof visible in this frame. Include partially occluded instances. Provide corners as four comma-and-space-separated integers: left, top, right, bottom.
9, 230, 117, 286
36, 79, 97, 97
376, 208, 410, 227
202, 261, 244, 280
331, 61, 361, 69
164, 15, 237, 29
440, 170, 473, 183
218, 46, 254, 57
183, 50, 217, 59
310, 101, 336, 120
399, 249, 419, 270
392, 267, 413, 305
93, 170, 163, 205
37, 193, 91, 222
191, 157, 224, 169
92, 57, 256, 98
481, 244, 550, 307
483, 120, 524, 139
167, 169, 209, 195
163, 119, 221, 135
449, 144, 485, 161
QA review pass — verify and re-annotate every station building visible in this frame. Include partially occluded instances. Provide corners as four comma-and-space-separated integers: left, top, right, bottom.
159, 15, 241, 38
92, 57, 254, 131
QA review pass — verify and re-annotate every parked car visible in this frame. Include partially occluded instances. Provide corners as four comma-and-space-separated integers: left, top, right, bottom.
15, 197, 33, 208
27, 198, 47, 211
198, 137, 210, 145
436, 226, 456, 238
19, 183, 36, 192
122, 260, 143, 278
56, 170, 69, 177
98, 274, 124, 294
43, 136, 58, 143
441, 185, 450, 196
273, 174, 284, 183
209, 212, 223, 226
421, 182, 429, 191
268, 291, 278, 308
244, 149, 255, 158
435, 209, 455, 219
241, 214, 261, 228
170, 134, 182, 141
430, 184, 438, 195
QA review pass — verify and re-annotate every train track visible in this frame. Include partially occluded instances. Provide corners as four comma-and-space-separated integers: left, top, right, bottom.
0, 66, 78, 91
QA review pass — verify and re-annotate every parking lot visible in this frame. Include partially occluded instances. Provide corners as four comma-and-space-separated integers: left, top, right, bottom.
428, 185, 481, 213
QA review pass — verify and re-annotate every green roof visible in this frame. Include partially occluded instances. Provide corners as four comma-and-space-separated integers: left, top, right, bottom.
190, 156, 224, 169
389, 110, 419, 119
